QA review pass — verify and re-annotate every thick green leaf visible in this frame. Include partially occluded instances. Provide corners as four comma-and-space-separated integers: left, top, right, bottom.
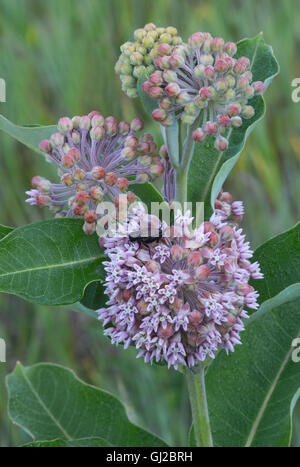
205, 223, 300, 447
22, 437, 112, 447
7, 362, 168, 447
0, 218, 105, 305
0, 114, 56, 154
0, 224, 13, 240
188, 34, 279, 217
251, 222, 300, 305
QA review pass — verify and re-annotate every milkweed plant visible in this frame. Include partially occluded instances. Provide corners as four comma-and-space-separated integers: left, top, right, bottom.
1, 23, 300, 449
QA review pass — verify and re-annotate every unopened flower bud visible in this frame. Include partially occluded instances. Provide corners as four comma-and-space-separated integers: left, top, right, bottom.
253, 81, 265, 94
71, 130, 81, 144
152, 108, 167, 122
200, 53, 214, 66
214, 59, 228, 72
219, 225, 234, 240
211, 37, 225, 51
199, 86, 213, 100
61, 173, 73, 186
217, 114, 231, 127
192, 128, 206, 142
188, 251, 202, 266
224, 41, 237, 56
241, 105, 255, 119
105, 172, 117, 186
189, 32, 205, 48
131, 117, 144, 132
226, 103, 241, 117
209, 231, 219, 246
195, 265, 211, 280
205, 122, 217, 134
90, 126, 105, 141
159, 97, 173, 110
79, 116, 91, 131
137, 301, 150, 315
73, 168, 86, 181
58, 117, 73, 133
89, 186, 103, 201
214, 135, 228, 152
61, 154, 75, 168
231, 116, 243, 128
75, 191, 90, 205
193, 64, 205, 80
116, 177, 129, 191
105, 116, 118, 136
189, 310, 203, 324
127, 192, 136, 204
83, 222, 96, 235
84, 210, 97, 224
119, 121, 130, 135
168, 54, 184, 68
39, 139, 52, 153
51, 133, 65, 147
150, 164, 164, 176
91, 166, 106, 180
171, 245, 184, 260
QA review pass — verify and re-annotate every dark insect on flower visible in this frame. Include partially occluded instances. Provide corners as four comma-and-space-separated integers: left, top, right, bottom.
129, 226, 163, 245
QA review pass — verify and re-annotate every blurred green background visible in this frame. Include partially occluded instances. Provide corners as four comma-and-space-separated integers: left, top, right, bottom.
0, 0, 299, 447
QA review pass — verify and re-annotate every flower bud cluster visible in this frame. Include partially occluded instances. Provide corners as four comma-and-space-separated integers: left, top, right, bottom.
97, 194, 263, 370
142, 31, 265, 151
26, 112, 164, 234
115, 23, 182, 98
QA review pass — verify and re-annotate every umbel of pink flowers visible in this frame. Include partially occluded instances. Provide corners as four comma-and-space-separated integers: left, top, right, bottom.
117, 25, 265, 152
26, 111, 164, 234
98, 192, 263, 370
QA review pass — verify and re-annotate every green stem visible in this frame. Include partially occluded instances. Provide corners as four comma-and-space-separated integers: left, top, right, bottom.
174, 122, 213, 447
186, 368, 213, 447
175, 169, 187, 205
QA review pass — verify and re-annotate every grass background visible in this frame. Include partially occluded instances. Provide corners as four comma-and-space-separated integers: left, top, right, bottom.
0, 0, 299, 446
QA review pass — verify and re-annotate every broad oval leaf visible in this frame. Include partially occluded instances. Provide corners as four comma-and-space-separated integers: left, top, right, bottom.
188, 33, 279, 217
251, 222, 300, 305
0, 114, 57, 155
0, 218, 105, 305
7, 362, 168, 447
205, 223, 300, 447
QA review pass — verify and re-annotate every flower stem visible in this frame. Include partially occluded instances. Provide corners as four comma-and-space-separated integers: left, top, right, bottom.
186, 367, 213, 447
173, 122, 213, 448
175, 168, 187, 205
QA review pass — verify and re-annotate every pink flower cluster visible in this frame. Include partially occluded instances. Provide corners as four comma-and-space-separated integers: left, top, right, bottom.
97, 192, 263, 370
26, 111, 164, 234
142, 31, 265, 151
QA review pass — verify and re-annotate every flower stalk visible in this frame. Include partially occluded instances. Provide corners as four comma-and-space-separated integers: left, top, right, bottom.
173, 124, 213, 447
186, 367, 213, 447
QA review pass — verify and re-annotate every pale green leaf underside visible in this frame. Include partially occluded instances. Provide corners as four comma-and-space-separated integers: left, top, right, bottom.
7, 363, 168, 447
0, 218, 105, 305
0, 114, 57, 154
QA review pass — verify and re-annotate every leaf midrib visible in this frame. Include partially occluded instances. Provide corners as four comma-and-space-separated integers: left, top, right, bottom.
0, 255, 104, 278
19, 365, 72, 441
245, 329, 300, 446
